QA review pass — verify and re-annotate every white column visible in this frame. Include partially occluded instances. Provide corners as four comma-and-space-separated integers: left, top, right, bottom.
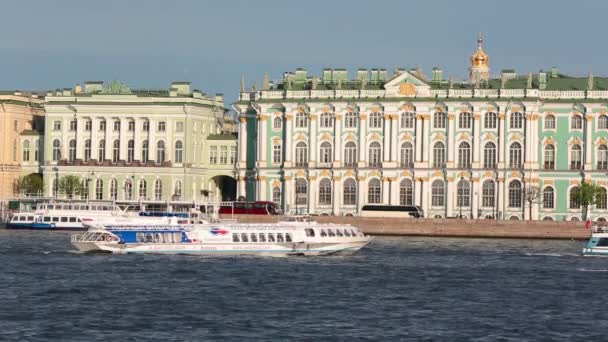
237, 175, 246, 199
285, 176, 293, 213
391, 117, 400, 164
104, 118, 112, 161
421, 178, 429, 215
357, 177, 366, 211
258, 115, 268, 167
382, 114, 391, 163
358, 114, 367, 167
308, 176, 317, 214
332, 177, 340, 215
91, 117, 98, 160
333, 114, 342, 167
423, 115, 431, 165
415, 115, 423, 164
284, 115, 292, 167
119, 118, 128, 161
446, 178, 454, 217
257, 176, 265, 201
529, 115, 539, 168
239, 116, 248, 168
498, 114, 506, 168
309, 115, 317, 168
472, 179, 480, 219
148, 119, 156, 162
525, 114, 532, 167
585, 115, 594, 169
390, 177, 399, 205
75, 117, 85, 160
473, 114, 481, 168
497, 178, 505, 219
134, 118, 141, 161
414, 177, 422, 207
447, 113, 456, 168
382, 177, 390, 204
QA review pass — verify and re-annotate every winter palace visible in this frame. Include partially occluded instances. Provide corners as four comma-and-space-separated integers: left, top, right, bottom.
234, 36, 608, 221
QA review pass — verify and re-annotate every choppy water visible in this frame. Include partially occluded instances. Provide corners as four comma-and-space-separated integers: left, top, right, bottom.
0, 230, 606, 341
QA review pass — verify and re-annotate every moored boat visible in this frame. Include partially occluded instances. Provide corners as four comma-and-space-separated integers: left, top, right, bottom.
582, 225, 608, 256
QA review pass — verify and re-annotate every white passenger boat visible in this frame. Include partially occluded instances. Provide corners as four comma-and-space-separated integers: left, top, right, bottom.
582, 225, 608, 256
70, 216, 372, 256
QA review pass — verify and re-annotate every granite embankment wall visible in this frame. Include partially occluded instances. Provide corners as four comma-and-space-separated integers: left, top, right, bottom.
221, 215, 591, 240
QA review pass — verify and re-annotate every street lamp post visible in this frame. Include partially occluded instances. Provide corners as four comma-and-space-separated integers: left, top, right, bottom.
53, 167, 59, 199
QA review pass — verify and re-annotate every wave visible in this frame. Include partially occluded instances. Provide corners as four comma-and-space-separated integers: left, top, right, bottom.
577, 268, 608, 272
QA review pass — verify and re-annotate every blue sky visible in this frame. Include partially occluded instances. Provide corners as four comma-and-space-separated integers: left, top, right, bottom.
0, 0, 605, 102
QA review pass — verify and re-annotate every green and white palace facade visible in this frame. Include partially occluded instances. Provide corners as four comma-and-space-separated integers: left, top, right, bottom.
21, 81, 237, 208
234, 39, 608, 221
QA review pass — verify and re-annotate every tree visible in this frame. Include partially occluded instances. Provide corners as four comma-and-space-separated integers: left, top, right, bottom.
523, 185, 541, 220
572, 182, 602, 221
13, 173, 43, 196
58, 175, 83, 199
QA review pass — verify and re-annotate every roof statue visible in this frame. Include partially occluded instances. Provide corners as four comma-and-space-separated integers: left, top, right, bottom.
311, 76, 319, 90
252, 81, 258, 92
100, 81, 132, 95
337, 78, 342, 90
500, 74, 507, 89
414, 67, 426, 81
588, 73, 594, 91
262, 73, 270, 91
527, 73, 533, 89
448, 76, 454, 89
240, 75, 245, 92
361, 77, 367, 90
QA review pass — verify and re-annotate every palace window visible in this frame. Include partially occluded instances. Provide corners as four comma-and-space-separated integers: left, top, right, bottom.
345, 112, 357, 128
113, 120, 120, 131
320, 113, 334, 128
112, 140, 120, 163
128, 120, 135, 132
457, 179, 470, 207
318, 179, 332, 205
344, 142, 357, 167
127, 140, 135, 163
368, 142, 381, 168
156, 141, 165, 163
433, 142, 446, 168
483, 142, 496, 169
273, 145, 282, 164
597, 188, 607, 209
368, 179, 381, 204
295, 178, 307, 205
154, 180, 162, 201
295, 142, 308, 167
544, 144, 555, 170
401, 112, 415, 129
571, 115, 583, 130
53, 120, 61, 131
22, 140, 30, 162
209, 146, 217, 164
98, 140, 105, 161
143, 121, 150, 132
343, 178, 356, 205
174, 181, 182, 200
598, 145, 608, 170
95, 179, 104, 200
220, 146, 228, 164
484, 112, 497, 129
459, 112, 472, 129
482, 180, 495, 207
34, 140, 39, 162
570, 186, 581, 209
319, 142, 332, 164
124, 179, 133, 200
69, 120, 77, 131
458, 142, 471, 169
272, 187, 281, 204
157, 121, 166, 132
99, 120, 106, 131
400, 142, 414, 168
273, 117, 282, 130
230, 146, 237, 164
84, 139, 91, 162
542, 187, 554, 209
399, 179, 413, 205
509, 142, 522, 169
570, 144, 582, 170
599, 115, 608, 129
110, 179, 117, 200
84, 120, 92, 131
68, 139, 76, 162
139, 180, 147, 199
510, 112, 523, 129
176, 121, 184, 132
369, 112, 383, 129
295, 112, 308, 128
434, 112, 446, 129
508, 180, 522, 208
544, 115, 556, 129
431, 180, 445, 207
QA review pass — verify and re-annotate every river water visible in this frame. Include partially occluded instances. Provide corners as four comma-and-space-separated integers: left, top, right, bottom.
0, 229, 606, 341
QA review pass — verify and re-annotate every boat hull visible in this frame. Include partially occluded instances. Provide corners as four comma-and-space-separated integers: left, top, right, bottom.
5, 222, 85, 230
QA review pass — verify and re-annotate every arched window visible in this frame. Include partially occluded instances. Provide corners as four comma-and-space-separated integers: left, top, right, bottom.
273, 117, 282, 130
544, 144, 555, 170
344, 111, 357, 128
112, 139, 120, 163
510, 112, 523, 129
598, 144, 608, 170
596, 187, 607, 209
482, 180, 495, 207
295, 142, 308, 167
431, 180, 445, 206
295, 112, 308, 128
484, 112, 497, 129
295, 178, 307, 205
570, 144, 582, 170
98, 139, 105, 161
459, 112, 471, 129
344, 142, 357, 167
433, 142, 446, 168
69, 139, 76, 162
343, 178, 357, 205
544, 115, 556, 129
272, 144, 282, 164
22, 140, 30, 162
509, 142, 522, 169
508, 180, 522, 208
599, 115, 608, 129
570, 186, 581, 209
174, 181, 182, 200
82, 179, 89, 200
434, 111, 446, 129
272, 186, 281, 204
457, 179, 470, 207
399, 142, 414, 168
318, 179, 332, 205
154, 179, 162, 200
52, 139, 61, 161
399, 179, 413, 205
542, 216, 554, 221
95, 179, 103, 200
458, 142, 471, 169
174, 141, 183, 163
124, 179, 133, 200
156, 141, 165, 163
368, 179, 381, 204
320, 112, 334, 128
483, 142, 496, 169
139, 180, 147, 200
571, 115, 583, 129
141, 140, 149, 162
319, 142, 332, 164
127, 140, 134, 163
401, 112, 415, 129
542, 186, 554, 209
368, 142, 381, 168
369, 112, 383, 129
84, 139, 91, 162
110, 179, 117, 200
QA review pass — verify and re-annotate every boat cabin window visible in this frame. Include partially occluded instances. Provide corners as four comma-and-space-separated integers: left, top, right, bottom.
145, 233, 154, 243
305, 228, 315, 237
285, 233, 292, 242
597, 238, 608, 247
52, 217, 59, 222
250, 233, 258, 242
43, 216, 50, 222
241, 233, 249, 242
137, 233, 145, 243
154, 233, 162, 243
233, 233, 240, 242
259, 233, 266, 242
277, 233, 284, 242
61, 217, 68, 222
328, 229, 336, 237
173, 232, 182, 242
27, 216, 34, 221
268, 233, 275, 242
336, 229, 343, 237
69, 217, 77, 222
351, 229, 357, 237
344, 229, 351, 237
320, 229, 327, 237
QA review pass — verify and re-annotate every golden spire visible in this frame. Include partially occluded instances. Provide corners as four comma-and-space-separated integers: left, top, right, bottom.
470, 32, 489, 68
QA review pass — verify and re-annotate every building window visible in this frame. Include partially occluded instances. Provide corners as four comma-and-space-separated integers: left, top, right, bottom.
459, 112, 471, 129
112, 140, 120, 163
175, 141, 183, 163
318, 179, 332, 205
399, 179, 413, 205
400, 142, 414, 168
433, 142, 446, 168
458, 142, 471, 169
510, 112, 523, 129
128, 120, 135, 132
124, 179, 133, 200
68, 139, 76, 162
345, 112, 357, 128
273, 117, 282, 130
69, 120, 77, 131
127, 140, 135, 163
544, 144, 555, 170
99, 120, 106, 131
34, 140, 39, 162
22, 140, 30, 162
344, 142, 357, 167
209, 146, 218, 164
53, 120, 61, 131
141, 140, 148, 162
110, 179, 117, 200
84, 120, 92, 131
570, 144, 582, 170
158, 121, 166, 132
272, 186, 281, 204
369, 112, 383, 129
434, 112, 446, 129
542, 187, 554, 209
570, 186, 581, 209
273, 145, 282, 164
509, 142, 522, 169
82, 180, 89, 200
295, 178, 307, 205
484, 112, 497, 129
599, 115, 608, 129
368, 179, 381, 204
295, 142, 308, 167
174, 181, 182, 200
139, 180, 147, 200
483, 142, 496, 169
176, 121, 184, 132
95, 179, 103, 200
295, 112, 308, 128
431, 180, 445, 207
457, 179, 470, 207
598, 145, 608, 170
508, 180, 522, 208
154, 180, 162, 200
544, 115, 556, 129
368, 142, 381, 167
143, 121, 150, 132
320, 113, 333, 128
113, 120, 120, 131
343, 178, 356, 205
571, 115, 583, 130
401, 112, 415, 129
482, 180, 495, 207
597, 187, 607, 209
52, 139, 61, 161
319, 142, 332, 164
156, 141, 165, 163
84, 139, 91, 162
98, 140, 105, 161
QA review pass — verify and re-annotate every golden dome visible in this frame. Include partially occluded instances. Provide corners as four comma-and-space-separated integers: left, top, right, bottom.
470, 34, 489, 68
